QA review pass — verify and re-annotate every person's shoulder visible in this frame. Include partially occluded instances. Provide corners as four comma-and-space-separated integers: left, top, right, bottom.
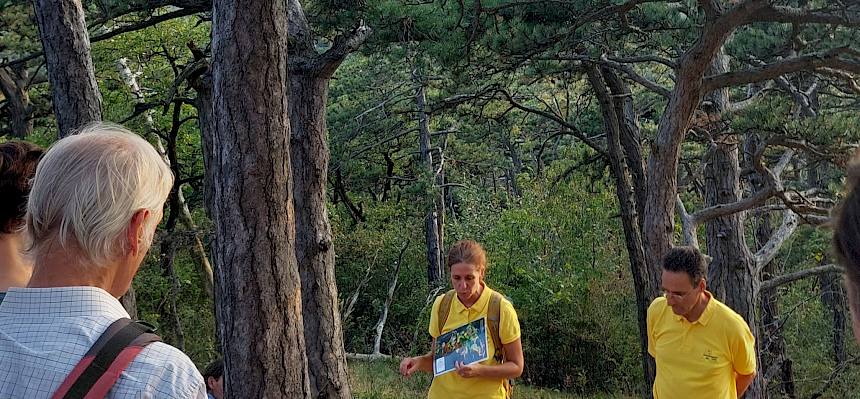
648, 296, 667, 313
431, 290, 452, 312
711, 298, 752, 330
121, 342, 205, 398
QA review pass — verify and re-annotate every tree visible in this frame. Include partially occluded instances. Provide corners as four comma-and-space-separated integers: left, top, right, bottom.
287, 0, 370, 396
32, 0, 101, 137
209, 0, 310, 396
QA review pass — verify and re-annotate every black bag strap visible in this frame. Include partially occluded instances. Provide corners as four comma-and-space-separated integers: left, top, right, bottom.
58, 318, 160, 399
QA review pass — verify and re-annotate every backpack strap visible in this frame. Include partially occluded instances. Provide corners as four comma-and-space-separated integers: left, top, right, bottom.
52, 318, 161, 399
488, 291, 513, 398
487, 291, 504, 363
437, 290, 456, 335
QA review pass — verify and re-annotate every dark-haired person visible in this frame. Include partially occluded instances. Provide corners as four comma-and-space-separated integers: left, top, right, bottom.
647, 246, 756, 399
0, 140, 43, 304
399, 240, 523, 399
832, 157, 860, 345
202, 358, 224, 399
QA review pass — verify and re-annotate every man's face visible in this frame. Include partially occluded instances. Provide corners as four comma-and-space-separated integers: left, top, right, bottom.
661, 270, 703, 317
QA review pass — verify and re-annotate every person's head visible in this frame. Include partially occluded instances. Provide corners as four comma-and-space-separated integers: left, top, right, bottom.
661, 246, 708, 317
26, 123, 173, 296
202, 358, 224, 399
447, 240, 488, 300
0, 140, 44, 235
832, 156, 860, 344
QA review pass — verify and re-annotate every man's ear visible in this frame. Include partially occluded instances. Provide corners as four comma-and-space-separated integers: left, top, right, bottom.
125, 208, 150, 256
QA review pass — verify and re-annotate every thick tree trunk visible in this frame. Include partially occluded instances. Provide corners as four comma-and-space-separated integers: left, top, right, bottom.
210, 1, 310, 396
415, 76, 444, 285
702, 50, 765, 399
587, 65, 656, 398
33, 0, 101, 138
0, 66, 33, 138
290, 73, 352, 399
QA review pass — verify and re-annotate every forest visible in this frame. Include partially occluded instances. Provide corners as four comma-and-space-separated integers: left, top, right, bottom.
1, 0, 859, 398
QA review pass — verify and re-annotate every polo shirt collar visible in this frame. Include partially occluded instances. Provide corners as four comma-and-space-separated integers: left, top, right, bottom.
674, 290, 716, 326
454, 283, 492, 314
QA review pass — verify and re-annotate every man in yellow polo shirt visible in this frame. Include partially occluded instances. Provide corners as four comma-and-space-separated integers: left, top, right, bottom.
648, 246, 757, 398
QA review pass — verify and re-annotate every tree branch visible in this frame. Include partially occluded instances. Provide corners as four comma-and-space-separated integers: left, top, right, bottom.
704, 47, 860, 91
754, 210, 800, 272
760, 264, 844, 292
749, 5, 860, 28
676, 196, 700, 249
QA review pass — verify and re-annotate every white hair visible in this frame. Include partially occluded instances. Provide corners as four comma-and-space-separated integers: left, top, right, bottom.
26, 123, 173, 268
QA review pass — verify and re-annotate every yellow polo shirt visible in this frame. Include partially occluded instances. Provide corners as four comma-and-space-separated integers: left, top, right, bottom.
427, 285, 520, 399
647, 293, 756, 399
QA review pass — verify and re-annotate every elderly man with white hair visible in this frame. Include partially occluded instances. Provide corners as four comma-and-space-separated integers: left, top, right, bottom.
0, 124, 206, 398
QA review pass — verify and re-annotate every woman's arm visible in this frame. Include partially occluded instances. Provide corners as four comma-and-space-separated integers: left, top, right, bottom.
399, 340, 436, 376
455, 338, 524, 379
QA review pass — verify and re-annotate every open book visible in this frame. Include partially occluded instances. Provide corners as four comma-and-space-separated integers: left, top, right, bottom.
433, 317, 489, 377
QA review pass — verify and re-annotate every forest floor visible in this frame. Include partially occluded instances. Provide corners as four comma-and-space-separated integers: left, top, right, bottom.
349, 359, 635, 398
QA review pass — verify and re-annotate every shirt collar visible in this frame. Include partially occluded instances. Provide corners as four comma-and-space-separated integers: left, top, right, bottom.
674, 290, 715, 326
0, 286, 130, 319
454, 283, 492, 314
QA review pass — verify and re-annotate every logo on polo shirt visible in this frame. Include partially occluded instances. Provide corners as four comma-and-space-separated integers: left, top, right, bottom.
703, 349, 719, 362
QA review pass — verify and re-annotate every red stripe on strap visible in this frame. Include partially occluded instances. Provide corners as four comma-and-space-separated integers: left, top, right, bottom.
82, 346, 145, 399
51, 356, 97, 399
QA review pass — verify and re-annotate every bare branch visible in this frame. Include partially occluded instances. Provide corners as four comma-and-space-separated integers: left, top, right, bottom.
551, 55, 672, 98
704, 47, 860, 91
676, 196, 700, 249
760, 264, 844, 292
749, 5, 860, 28
754, 210, 800, 272
493, 87, 608, 157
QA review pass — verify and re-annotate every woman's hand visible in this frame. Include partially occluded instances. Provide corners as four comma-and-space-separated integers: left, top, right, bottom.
399, 356, 420, 377
454, 361, 484, 378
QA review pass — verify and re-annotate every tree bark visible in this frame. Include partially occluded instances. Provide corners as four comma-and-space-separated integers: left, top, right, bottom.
701, 49, 765, 399
586, 65, 656, 398
210, 0, 310, 396
0, 66, 34, 138
33, 0, 102, 138
415, 73, 444, 285
290, 73, 353, 399
750, 134, 795, 398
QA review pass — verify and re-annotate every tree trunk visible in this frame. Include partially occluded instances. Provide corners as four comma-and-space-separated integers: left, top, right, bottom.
0, 66, 34, 138
819, 267, 847, 364
290, 73, 353, 399
415, 74, 444, 285
33, 0, 102, 138
119, 287, 138, 320
586, 65, 656, 398
702, 50, 765, 399
210, 1, 310, 396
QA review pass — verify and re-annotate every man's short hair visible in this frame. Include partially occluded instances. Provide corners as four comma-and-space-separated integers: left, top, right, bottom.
0, 141, 43, 234
662, 246, 707, 285
202, 358, 223, 389
26, 123, 173, 267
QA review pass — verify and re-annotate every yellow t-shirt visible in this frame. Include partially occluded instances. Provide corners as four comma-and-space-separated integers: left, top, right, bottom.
647, 293, 756, 399
427, 285, 521, 399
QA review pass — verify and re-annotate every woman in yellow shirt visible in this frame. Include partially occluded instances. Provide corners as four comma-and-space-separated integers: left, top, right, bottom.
399, 240, 524, 399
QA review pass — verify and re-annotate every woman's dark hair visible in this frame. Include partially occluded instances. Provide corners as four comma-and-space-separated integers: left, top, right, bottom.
662, 246, 707, 285
0, 141, 43, 234
832, 158, 860, 315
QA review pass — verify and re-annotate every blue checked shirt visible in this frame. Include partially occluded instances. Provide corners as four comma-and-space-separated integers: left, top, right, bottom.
0, 287, 206, 398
